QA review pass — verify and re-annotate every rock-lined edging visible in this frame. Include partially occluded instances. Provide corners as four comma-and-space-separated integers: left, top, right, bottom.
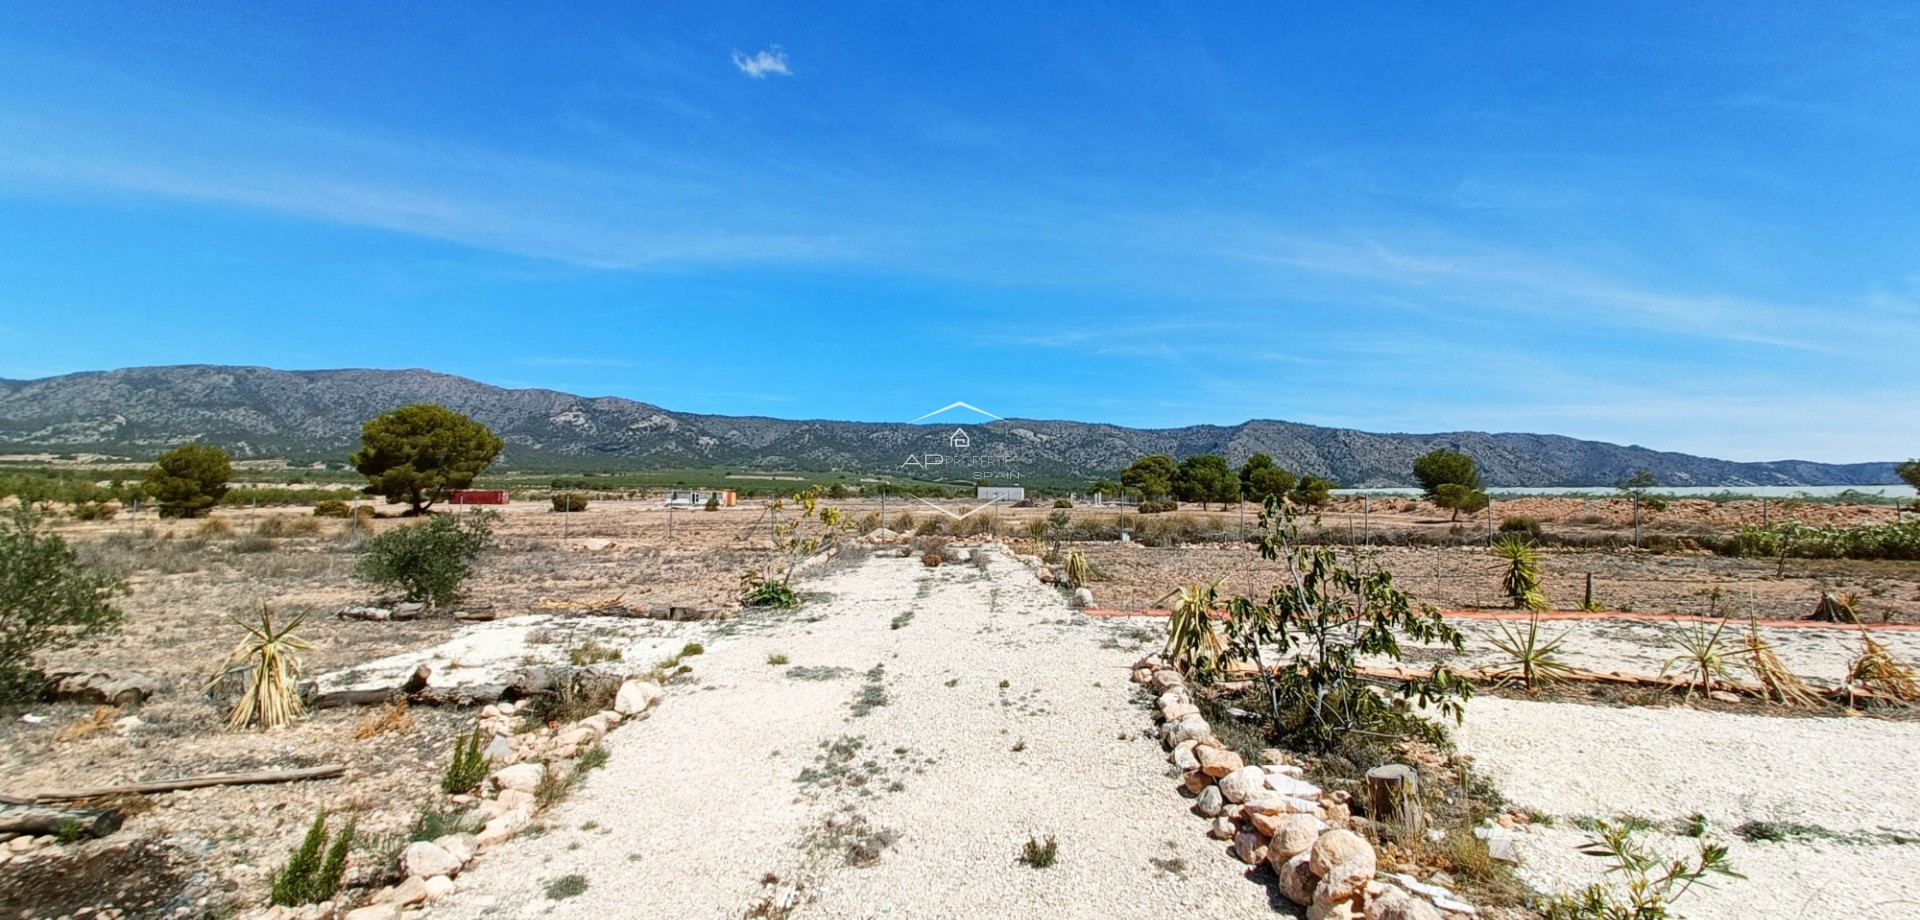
1129, 655, 1479, 920
252, 673, 671, 920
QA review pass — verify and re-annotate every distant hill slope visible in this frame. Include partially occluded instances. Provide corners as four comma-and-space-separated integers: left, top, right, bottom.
0, 365, 1897, 487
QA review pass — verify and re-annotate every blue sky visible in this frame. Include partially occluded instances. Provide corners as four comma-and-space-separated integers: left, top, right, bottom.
1, 2, 1916, 463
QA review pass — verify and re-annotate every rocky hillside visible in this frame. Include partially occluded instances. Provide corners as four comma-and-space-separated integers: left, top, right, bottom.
0, 365, 1896, 487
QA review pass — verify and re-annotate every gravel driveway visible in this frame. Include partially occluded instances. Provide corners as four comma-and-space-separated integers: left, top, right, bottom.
433, 546, 1283, 920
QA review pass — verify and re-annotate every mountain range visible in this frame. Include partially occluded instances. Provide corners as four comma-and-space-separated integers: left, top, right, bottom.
0, 365, 1897, 488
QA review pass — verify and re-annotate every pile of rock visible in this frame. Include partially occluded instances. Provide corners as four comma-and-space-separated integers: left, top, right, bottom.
247, 672, 671, 920
1011, 551, 1095, 607
1130, 655, 1476, 920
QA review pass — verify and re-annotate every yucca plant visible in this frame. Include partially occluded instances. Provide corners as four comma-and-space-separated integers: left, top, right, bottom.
1161, 576, 1226, 684
1736, 620, 1820, 707
1847, 633, 1920, 703
1061, 551, 1097, 589
1660, 618, 1732, 703
215, 605, 311, 729
1489, 612, 1575, 690
1491, 536, 1549, 611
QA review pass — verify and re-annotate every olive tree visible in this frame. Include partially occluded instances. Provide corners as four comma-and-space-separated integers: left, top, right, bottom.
350, 405, 503, 515
143, 443, 233, 518
0, 507, 125, 700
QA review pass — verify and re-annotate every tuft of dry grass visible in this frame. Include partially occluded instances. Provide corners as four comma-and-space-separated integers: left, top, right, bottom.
352, 700, 414, 740
1737, 621, 1821, 707
54, 706, 120, 742
1848, 633, 1920, 703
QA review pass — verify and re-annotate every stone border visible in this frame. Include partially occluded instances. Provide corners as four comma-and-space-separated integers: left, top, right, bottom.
1129, 654, 1481, 920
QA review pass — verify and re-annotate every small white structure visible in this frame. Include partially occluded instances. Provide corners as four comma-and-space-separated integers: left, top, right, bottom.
977, 486, 1025, 502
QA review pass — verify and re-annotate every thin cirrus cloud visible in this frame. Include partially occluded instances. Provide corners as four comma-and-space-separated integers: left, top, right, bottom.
731, 47, 791, 79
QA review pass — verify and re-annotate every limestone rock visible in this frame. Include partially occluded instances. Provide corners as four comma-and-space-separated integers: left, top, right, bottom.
492, 763, 544, 793
1217, 766, 1266, 804
432, 834, 477, 866
1310, 829, 1373, 877
1156, 689, 1190, 709
1195, 784, 1224, 818
1275, 851, 1318, 906
1171, 740, 1201, 772
400, 842, 462, 879
1316, 856, 1376, 904
423, 875, 455, 900
1232, 827, 1269, 866
496, 789, 536, 813
1209, 816, 1236, 839
1263, 814, 1322, 861
1072, 587, 1094, 607
344, 906, 398, 920
1196, 745, 1244, 778
1164, 716, 1214, 748
1365, 890, 1442, 920
483, 734, 515, 764
386, 875, 430, 907
1307, 900, 1357, 920
1161, 702, 1201, 722
614, 679, 663, 715
476, 810, 529, 847
1182, 769, 1213, 794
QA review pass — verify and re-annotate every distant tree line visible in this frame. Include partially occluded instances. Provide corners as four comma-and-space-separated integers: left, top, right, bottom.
1111, 452, 1335, 510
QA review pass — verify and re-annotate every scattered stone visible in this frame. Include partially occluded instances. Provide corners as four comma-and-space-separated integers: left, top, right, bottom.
400, 842, 462, 879
1164, 715, 1214, 748
1307, 897, 1357, 920
1217, 766, 1266, 804
483, 734, 515, 763
614, 679, 663, 715
432, 834, 477, 866
1209, 817, 1236, 839
492, 763, 544, 793
476, 810, 529, 847
337, 605, 392, 621
343, 905, 399, 920
382, 875, 429, 906
1310, 829, 1373, 877
423, 875, 455, 900
1071, 587, 1094, 607
1162, 702, 1201, 721
1196, 745, 1244, 778
1195, 784, 1224, 817
392, 602, 427, 620
1183, 770, 1213, 794
1431, 896, 1477, 915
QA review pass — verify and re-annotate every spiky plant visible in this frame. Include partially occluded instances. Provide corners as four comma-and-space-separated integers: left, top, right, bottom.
1736, 620, 1820, 707
269, 810, 355, 906
441, 727, 489, 794
1847, 633, 1920, 703
1161, 576, 1225, 684
216, 605, 311, 729
1491, 536, 1549, 611
1489, 612, 1575, 690
1660, 618, 1732, 703
1061, 551, 1097, 589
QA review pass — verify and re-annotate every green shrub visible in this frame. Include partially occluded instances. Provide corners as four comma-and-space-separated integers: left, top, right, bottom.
704, 496, 720, 512
143, 443, 233, 518
740, 571, 799, 608
269, 810, 355, 906
550, 493, 589, 513
354, 511, 495, 606
0, 507, 125, 701
313, 500, 351, 518
441, 727, 488, 794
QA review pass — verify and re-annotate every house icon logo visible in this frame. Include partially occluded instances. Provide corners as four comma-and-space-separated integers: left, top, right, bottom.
948, 428, 970, 449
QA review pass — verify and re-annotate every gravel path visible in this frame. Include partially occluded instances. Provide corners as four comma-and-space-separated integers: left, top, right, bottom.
433, 547, 1280, 920
1456, 696, 1920, 920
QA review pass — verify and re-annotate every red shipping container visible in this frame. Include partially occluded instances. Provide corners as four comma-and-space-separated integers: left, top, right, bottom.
449, 489, 510, 505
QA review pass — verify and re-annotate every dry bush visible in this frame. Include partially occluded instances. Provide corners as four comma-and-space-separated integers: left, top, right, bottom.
54, 705, 120, 742
352, 700, 414, 740
1849, 634, 1920, 703
195, 518, 234, 539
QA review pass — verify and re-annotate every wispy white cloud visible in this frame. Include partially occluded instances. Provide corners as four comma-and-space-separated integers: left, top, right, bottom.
731, 47, 791, 79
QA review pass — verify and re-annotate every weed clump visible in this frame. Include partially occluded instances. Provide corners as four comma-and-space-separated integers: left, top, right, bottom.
441, 727, 488, 794
269, 810, 355, 906
1020, 835, 1058, 868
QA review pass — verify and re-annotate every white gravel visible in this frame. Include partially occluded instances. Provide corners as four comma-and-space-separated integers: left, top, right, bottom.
1457, 696, 1920, 920
312, 614, 719, 692
433, 547, 1278, 920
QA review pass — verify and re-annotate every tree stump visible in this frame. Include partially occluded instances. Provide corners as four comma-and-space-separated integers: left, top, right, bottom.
1365, 764, 1424, 836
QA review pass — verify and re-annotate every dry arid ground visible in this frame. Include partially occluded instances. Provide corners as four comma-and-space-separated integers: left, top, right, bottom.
1, 494, 1916, 920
